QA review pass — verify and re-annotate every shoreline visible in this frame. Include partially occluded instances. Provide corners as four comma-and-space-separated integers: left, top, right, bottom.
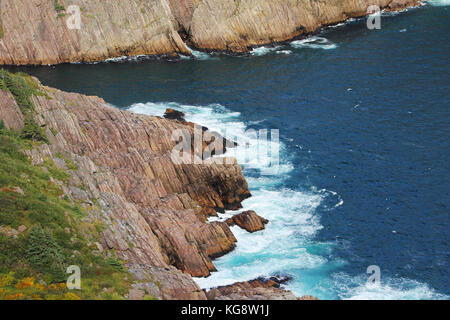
0, 0, 423, 66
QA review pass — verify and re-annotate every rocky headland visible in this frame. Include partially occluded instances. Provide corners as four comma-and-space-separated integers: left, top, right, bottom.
0, 70, 307, 299
0, 0, 420, 65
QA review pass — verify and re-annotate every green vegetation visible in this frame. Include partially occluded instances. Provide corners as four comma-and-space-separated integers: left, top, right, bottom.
53, 1, 65, 13
0, 70, 134, 300
0, 128, 133, 299
0, 69, 49, 143
26, 225, 67, 282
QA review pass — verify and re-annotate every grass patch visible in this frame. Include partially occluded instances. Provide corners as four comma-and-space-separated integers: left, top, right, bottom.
0, 119, 133, 300
0, 69, 49, 143
53, 1, 65, 13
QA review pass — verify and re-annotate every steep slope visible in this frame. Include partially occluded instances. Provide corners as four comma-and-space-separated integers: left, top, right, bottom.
0, 0, 420, 65
0, 70, 253, 299
170, 0, 420, 52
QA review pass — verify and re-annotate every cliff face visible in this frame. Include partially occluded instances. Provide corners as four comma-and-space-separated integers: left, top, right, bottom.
0, 73, 254, 299
0, 0, 419, 65
170, 0, 419, 52
0, 0, 190, 65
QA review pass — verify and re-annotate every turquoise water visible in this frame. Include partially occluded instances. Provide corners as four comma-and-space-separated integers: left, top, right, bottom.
8, 2, 449, 299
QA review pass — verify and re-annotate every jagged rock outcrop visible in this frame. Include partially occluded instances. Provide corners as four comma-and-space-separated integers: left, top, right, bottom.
226, 210, 268, 233
204, 278, 318, 300
164, 108, 186, 122
0, 76, 253, 298
0, 0, 420, 65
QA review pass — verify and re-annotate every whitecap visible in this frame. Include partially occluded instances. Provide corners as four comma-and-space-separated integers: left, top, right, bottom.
183, 44, 217, 60
290, 36, 338, 50
427, 0, 450, 6
128, 100, 446, 300
331, 273, 449, 300
276, 50, 293, 55
251, 46, 281, 56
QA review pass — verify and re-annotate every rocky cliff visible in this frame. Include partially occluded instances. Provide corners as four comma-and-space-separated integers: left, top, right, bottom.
0, 70, 308, 299
0, 0, 420, 65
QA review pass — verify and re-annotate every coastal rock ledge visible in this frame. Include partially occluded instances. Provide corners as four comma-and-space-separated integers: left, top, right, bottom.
0, 0, 421, 65
205, 278, 318, 300
0, 72, 303, 299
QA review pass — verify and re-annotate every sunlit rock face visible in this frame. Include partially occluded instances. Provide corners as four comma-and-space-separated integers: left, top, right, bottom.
0, 0, 419, 64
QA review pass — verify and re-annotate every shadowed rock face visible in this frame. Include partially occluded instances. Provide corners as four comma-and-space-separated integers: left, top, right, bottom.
0, 77, 253, 298
164, 108, 186, 122
0, 0, 420, 65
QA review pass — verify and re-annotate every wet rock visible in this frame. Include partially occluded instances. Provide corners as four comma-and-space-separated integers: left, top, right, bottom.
164, 108, 186, 122
204, 278, 305, 300
226, 210, 268, 233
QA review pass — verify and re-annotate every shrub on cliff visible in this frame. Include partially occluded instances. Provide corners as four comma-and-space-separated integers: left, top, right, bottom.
0, 119, 134, 299
20, 116, 48, 143
26, 226, 67, 283
0, 69, 49, 142
53, 1, 65, 13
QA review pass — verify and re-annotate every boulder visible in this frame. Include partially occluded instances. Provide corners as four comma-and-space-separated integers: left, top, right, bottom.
226, 210, 268, 233
204, 278, 308, 300
164, 108, 186, 121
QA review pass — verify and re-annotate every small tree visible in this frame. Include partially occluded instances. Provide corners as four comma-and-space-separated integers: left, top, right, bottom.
26, 225, 67, 283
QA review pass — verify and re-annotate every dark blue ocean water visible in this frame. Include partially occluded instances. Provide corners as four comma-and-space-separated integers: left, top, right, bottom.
9, 3, 449, 299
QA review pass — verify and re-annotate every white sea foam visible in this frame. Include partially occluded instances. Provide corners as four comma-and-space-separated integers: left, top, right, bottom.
196, 188, 326, 289
251, 46, 281, 56
427, 0, 450, 6
103, 55, 152, 63
331, 273, 448, 300
182, 44, 217, 60
250, 46, 293, 56
290, 36, 338, 50
276, 50, 293, 55
129, 101, 445, 300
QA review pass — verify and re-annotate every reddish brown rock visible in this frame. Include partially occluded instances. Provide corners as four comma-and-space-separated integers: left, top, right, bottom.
204, 278, 316, 300
0, 75, 250, 297
226, 210, 268, 233
0, 0, 421, 65
0, 91, 23, 130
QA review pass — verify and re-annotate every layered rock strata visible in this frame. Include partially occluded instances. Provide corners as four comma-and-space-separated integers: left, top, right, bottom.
204, 278, 318, 300
1, 76, 253, 298
0, 0, 421, 65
